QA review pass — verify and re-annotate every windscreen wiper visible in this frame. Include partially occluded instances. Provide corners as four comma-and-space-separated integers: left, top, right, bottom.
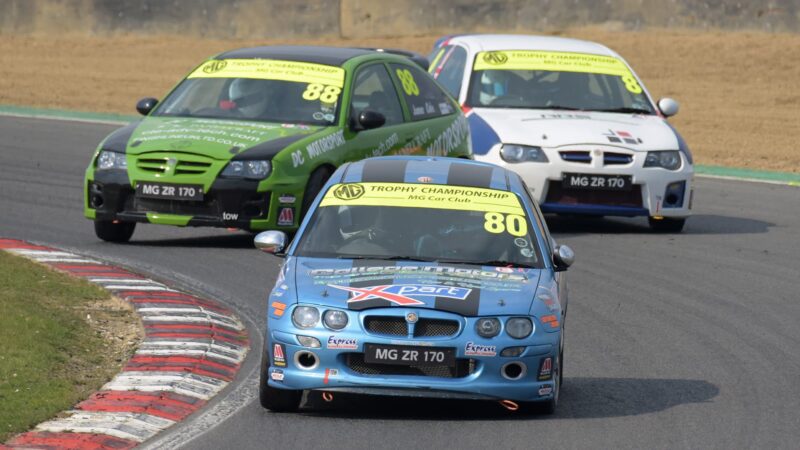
590, 107, 654, 115
336, 255, 438, 262
439, 259, 539, 269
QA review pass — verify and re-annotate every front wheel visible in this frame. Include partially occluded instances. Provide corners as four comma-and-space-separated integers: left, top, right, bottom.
648, 217, 686, 233
259, 331, 301, 412
94, 220, 135, 243
300, 166, 333, 220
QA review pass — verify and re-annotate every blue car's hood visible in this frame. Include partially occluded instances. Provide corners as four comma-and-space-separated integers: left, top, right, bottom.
291, 257, 542, 316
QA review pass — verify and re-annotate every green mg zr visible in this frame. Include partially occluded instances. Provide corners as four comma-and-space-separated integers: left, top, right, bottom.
84, 46, 471, 242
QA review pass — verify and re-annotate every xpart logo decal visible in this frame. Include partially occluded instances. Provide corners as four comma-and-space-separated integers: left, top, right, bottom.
329, 284, 472, 306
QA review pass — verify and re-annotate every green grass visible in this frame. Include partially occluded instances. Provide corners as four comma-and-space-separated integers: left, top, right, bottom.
0, 251, 124, 441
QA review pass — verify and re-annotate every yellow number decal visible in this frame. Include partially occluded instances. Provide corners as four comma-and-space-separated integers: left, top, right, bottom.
484, 212, 528, 237
396, 68, 420, 96
621, 75, 643, 94
303, 84, 341, 102
484, 212, 506, 234
319, 86, 342, 103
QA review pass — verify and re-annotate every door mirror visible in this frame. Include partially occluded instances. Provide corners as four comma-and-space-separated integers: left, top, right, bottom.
136, 97, 159, 116
254, 230, 287, 255
356, 110, 386, 131
553, 244, 575, 271
657, 98, 679, 117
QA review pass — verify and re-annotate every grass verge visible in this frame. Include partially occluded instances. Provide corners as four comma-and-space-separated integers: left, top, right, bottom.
0, 251, 141, 442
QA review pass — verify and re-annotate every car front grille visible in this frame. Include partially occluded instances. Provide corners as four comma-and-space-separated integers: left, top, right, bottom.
603, 152, 633, 165
545, 181, 643, 207
559, 151, 591, 163
345, 353, 475, 378
127, 191, 270, 219
364, 316, 460, 337
136, 156, 213, 176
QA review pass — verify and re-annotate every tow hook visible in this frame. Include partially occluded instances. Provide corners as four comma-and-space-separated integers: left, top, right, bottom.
499, 399, 519, 411
322, 392, 334, 402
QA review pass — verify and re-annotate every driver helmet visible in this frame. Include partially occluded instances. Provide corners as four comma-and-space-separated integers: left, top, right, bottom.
228, 78, 270, 117
479, 70, 510, 105
337, 205, 380, 239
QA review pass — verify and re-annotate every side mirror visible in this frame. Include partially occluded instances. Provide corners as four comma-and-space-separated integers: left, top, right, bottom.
254, 230, 287, 255
355, 110, 386, 131
657, 98, 679, 117
136, 97, 159, 116
553, 244, 575, 272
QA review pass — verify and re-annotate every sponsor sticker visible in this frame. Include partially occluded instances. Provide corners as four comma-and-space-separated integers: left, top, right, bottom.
278, 194, 296, 204
330, 284, 471, 306
327, 336, 358, 350
538, 385, 553, 396
270, 369, 285, 382
464, 341, 497, 357
538, 357, 553, 381
273, 343, 286, 367
277, 207, 294, 226
514, 238, 528, 248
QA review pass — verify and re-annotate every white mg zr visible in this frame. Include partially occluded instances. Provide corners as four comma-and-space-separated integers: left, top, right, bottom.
429, 34, 693, 232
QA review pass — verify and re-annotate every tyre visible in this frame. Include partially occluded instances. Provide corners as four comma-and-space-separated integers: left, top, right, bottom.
648, 217, 686, 233
94, 220, 135, 243
259, 329, 301, 412
300, 166, 333, 219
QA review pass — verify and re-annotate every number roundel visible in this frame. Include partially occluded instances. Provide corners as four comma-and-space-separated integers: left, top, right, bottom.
396, 68, 420, 96
621, 75, 643, 94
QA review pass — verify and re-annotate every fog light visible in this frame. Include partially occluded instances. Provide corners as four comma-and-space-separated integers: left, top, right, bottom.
297, 335, 321, 348
663, 181, 686, 208
500, 346, 525, 357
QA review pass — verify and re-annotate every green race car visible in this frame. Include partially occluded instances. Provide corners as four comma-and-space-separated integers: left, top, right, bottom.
85, 46, 471, 242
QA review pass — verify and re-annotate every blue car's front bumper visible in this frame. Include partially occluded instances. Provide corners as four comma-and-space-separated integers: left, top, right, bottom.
266, 307, 560, 403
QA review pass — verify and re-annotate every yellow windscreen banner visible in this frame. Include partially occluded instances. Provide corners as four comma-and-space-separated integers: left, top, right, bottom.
188, 59, 345, 88
474, 50, 633, 77
319, 182, 526, 216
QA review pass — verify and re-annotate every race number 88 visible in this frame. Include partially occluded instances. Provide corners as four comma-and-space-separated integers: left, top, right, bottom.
484, 212, 528, 237
396, 69, 420, 96
303, 83, 342, 103
621, 75, 643, 94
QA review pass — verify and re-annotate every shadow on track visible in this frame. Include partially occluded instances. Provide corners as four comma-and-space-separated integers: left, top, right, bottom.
295, 377, 718, 420
127, 233, 258, 249
547, 214, 772, 236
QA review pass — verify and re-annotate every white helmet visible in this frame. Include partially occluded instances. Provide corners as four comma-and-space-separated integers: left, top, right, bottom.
479, 70, 510, 105
228, 78, 269, 117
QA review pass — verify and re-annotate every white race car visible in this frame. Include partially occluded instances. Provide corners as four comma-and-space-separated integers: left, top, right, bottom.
429, 34, 693, 232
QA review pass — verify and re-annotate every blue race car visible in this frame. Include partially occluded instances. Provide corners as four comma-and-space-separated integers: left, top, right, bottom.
254, 156, 574, 413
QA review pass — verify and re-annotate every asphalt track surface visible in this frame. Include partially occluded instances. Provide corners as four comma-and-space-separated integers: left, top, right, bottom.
1, 116, 798, 449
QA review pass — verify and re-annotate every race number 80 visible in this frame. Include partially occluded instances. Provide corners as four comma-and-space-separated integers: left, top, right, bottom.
484, 212, 528, 237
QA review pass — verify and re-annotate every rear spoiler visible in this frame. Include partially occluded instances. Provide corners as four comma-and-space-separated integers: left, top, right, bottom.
361, 48, 429, 71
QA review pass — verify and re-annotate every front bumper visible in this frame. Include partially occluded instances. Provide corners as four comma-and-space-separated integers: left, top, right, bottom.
477, 145, 693, 218
84, 169, 301, 230
266, 308, 560, 403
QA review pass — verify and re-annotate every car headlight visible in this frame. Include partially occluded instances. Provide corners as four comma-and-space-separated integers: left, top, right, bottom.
292, 306, 319, 329
644, 151, 681, 170
323, 310, 348, 330
221, 160, 271, 180
506, 318, 533, 339
499, 145, 548, 163
476, 318, 501, 338
96, 150, 127, 170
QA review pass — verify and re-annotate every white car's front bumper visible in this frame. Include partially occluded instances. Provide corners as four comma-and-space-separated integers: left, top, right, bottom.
478, 144, 693, 218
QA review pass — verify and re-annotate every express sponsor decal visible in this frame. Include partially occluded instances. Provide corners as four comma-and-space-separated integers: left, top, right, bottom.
273, 343, 287, 367
464, 342, 497, 357
327, 336, 358, 350
330, 284, 472, 306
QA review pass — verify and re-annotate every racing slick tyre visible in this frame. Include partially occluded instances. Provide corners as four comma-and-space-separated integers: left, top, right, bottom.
94, 220, 136, 243
300, 166, 333, 219
648, 217, 686, 233
259, 331, 301, 412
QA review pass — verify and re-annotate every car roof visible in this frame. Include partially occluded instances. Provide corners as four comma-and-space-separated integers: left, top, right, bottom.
336, 156, 517, 191
445, 34, 620, 58
215, 46, 377, 66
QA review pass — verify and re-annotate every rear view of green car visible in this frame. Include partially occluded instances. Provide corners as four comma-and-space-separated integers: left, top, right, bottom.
85, 46, 471, 242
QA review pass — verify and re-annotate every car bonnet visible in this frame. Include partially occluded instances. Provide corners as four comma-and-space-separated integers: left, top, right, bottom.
291, 256, 542, 316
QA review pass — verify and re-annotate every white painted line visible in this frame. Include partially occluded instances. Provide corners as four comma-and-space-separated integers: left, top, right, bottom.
10, 250, 77, 257
138, 341, 246, 360
139, 315, 245, 331
36, 411, 175, 442
106, 285, 177, 292
696, 173, 800, 187
0, 111, 132, 126
134, 348, 243, 365
87, 278, 148, 283
34, 258, 97, 263
103, 372, 228, 400
137, 307, 239, 322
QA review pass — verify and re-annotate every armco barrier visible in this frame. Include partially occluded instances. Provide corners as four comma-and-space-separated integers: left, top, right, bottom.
0, 0, 798, 38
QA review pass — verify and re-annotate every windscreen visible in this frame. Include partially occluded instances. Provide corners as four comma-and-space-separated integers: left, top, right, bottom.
153, 58, 345, 125
295, 182, 544, 268
467, 50, 655, 113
